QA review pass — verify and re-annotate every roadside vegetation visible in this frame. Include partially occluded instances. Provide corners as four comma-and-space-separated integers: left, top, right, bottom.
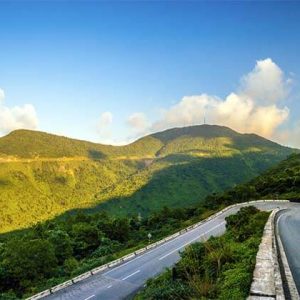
135, 206, 269, 300
0, 203, 216, 299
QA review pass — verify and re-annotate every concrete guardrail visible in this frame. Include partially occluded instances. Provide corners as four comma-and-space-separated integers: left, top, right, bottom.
27, 200, 289, 300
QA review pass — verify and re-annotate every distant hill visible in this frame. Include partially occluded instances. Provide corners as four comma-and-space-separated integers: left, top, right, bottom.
0, 125, 297, 233
0, 125, 290, 159
0, 129, 163, 159
205, 153, 300, 208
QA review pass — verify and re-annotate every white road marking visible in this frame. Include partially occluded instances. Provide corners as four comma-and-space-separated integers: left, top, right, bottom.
122, 270, 141, 281
106, 285, 112, 289
83, 295, 95, 300
159, 222, 226, 261
105, 218, 223, 276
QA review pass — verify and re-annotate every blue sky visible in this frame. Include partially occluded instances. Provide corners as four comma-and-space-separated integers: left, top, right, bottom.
0, 1, 300, 146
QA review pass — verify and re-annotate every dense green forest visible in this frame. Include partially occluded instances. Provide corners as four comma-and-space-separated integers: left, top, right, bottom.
0, 159, 142, 233
205, 153, 300, 208
0, 203, 216, 299
1, 141, 297, 299
135, 206, 269, 300
0, 125, 295, 233
96, 151, 286, 216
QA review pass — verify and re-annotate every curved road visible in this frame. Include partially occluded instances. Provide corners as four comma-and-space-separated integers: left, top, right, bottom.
44, 201, 298, 300
278, 207, 300, 295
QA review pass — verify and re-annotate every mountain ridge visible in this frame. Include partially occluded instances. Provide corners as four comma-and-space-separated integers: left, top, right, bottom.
0, 124, 293, 159
0, 124, 297, 233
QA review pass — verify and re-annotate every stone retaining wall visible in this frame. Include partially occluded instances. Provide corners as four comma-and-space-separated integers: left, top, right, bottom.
248, 208, 300, 300
248, 209, 284, 299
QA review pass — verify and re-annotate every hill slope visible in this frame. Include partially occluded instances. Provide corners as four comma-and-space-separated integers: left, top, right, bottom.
205, 153, 300, 208
0, 125, 297, 233
0, 125, 290, 159
0, 129, 163, 159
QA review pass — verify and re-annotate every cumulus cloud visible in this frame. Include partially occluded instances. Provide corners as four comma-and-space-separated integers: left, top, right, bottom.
241, 58, 290, 104
152, 95, 214, 131
151, 93, 289, 139
0, 88, 38, 135
127, 112, 149, 133
146, 58, 291, 140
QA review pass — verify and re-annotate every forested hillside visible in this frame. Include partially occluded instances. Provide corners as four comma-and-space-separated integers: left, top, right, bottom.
0, 129, 163, 159
0, 125, 296, 233
96, 152, 284, 216
205, 153, 300, 208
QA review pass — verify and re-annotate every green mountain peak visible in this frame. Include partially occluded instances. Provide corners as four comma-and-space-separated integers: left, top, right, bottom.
0, 125, 297, 233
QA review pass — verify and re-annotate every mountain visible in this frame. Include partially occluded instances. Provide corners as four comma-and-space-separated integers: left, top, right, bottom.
0, 125, 291, 159
206, 153, 300, 208
0, 129, 163, 159
0, 125, 297, 233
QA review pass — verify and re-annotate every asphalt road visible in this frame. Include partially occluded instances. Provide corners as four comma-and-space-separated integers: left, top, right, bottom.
44, 201, 298, 300
277, 207, 300, 294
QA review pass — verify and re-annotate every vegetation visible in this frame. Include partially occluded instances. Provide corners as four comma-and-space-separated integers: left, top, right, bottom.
135, 206, 269, 300
0, 159, 142, 232
205, 153, 300, 208
0, 203, 217, 299
96, 152, 284, 216
0, 125, 291, 159
1, 126, 294, 298
0, 125, 296, 232
0, 129, 163, 159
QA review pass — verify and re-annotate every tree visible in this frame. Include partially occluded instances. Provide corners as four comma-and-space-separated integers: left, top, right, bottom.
47, 230, 73, 264
2, 239, 57, 290
110, 219, 130, 242
71, 223, 102, 257
63, 257, 78, 275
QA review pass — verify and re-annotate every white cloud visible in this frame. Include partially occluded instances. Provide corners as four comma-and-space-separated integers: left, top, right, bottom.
152, 95, 212, 131
241, 58, 290, 103
0, 88, 38, 135
246, 105, 289, 138
145, 58, 291, 140
92, 58, 293, 145
127, 112, 149, 133
151, 92, 289, 139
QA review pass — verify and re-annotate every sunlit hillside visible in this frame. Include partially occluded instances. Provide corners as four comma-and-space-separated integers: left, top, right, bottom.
0, 125, 296, 233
